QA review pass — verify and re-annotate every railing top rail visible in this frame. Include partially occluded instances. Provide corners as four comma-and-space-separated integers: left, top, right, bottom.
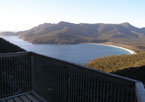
30, 52, 140, 87
0, 51, 30, 57
0, 51, 145, 102
0, 51, 141, 86
0, 51, 140, 84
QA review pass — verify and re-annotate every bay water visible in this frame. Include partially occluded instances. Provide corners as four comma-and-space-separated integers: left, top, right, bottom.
1, 36, 130, 65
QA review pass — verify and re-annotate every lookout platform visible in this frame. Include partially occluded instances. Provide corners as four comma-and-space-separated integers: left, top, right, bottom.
0, 52, 145, 102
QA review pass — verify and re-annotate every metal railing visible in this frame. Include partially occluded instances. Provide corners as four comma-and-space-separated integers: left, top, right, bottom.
0, 52, 32, 99
0, 52, 145, 102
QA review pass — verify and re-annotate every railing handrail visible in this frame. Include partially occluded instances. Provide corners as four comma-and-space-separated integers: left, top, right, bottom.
0, 51, 30, 57
1, 51, 145, 102
135, 82, 145, 102
0, 51, 139, 84
31, 52, 145, 102
30, 52, 139, 86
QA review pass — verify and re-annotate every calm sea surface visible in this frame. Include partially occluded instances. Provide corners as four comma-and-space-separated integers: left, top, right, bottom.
1, 36, 130, 65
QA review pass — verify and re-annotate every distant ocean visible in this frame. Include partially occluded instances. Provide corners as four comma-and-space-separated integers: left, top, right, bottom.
1, 36, 130, 65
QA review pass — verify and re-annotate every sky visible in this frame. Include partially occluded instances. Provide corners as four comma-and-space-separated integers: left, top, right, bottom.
0, 0, 145, 31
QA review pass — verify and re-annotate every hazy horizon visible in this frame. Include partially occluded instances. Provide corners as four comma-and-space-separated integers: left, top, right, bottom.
0, 0, 145, 31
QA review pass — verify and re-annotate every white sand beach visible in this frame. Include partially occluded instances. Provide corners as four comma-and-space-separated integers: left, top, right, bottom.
89, 43, 136, 54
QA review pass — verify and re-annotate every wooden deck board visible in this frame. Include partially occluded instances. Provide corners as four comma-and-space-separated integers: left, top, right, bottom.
1, 92, 45, 102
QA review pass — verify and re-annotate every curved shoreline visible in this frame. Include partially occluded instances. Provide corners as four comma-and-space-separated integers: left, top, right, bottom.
0, 35, 137, 54
88, 43, 136, 54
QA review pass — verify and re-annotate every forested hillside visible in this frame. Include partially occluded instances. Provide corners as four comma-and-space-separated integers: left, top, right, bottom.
86, 53, 145, 72
86, 53, 145, 83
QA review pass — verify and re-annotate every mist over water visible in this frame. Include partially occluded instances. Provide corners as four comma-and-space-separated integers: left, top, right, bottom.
1, 36, 130, 65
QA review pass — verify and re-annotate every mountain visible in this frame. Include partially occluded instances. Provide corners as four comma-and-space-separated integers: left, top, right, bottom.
15, 22, 145, 45
0, 38, 24, 53
141, 27, 145, 32
1, 21, 145, 52
0, 31, 18, 36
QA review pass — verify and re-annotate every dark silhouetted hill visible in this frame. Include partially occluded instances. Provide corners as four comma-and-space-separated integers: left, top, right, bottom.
113, 66, 145, 84
0, 38, 24, 53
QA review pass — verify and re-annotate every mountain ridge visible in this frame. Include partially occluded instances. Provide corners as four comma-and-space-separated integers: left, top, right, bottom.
1, 21, 145, 52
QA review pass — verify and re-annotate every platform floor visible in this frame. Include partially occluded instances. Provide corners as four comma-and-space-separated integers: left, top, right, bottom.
1, 92, 46, 102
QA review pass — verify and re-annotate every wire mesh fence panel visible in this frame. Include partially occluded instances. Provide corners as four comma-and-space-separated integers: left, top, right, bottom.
0, 52, 31, 99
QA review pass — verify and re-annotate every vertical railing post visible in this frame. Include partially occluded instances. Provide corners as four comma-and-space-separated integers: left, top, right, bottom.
135, 81, 145, 102
63, 66, 69, 102
30, 52, 34, 91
